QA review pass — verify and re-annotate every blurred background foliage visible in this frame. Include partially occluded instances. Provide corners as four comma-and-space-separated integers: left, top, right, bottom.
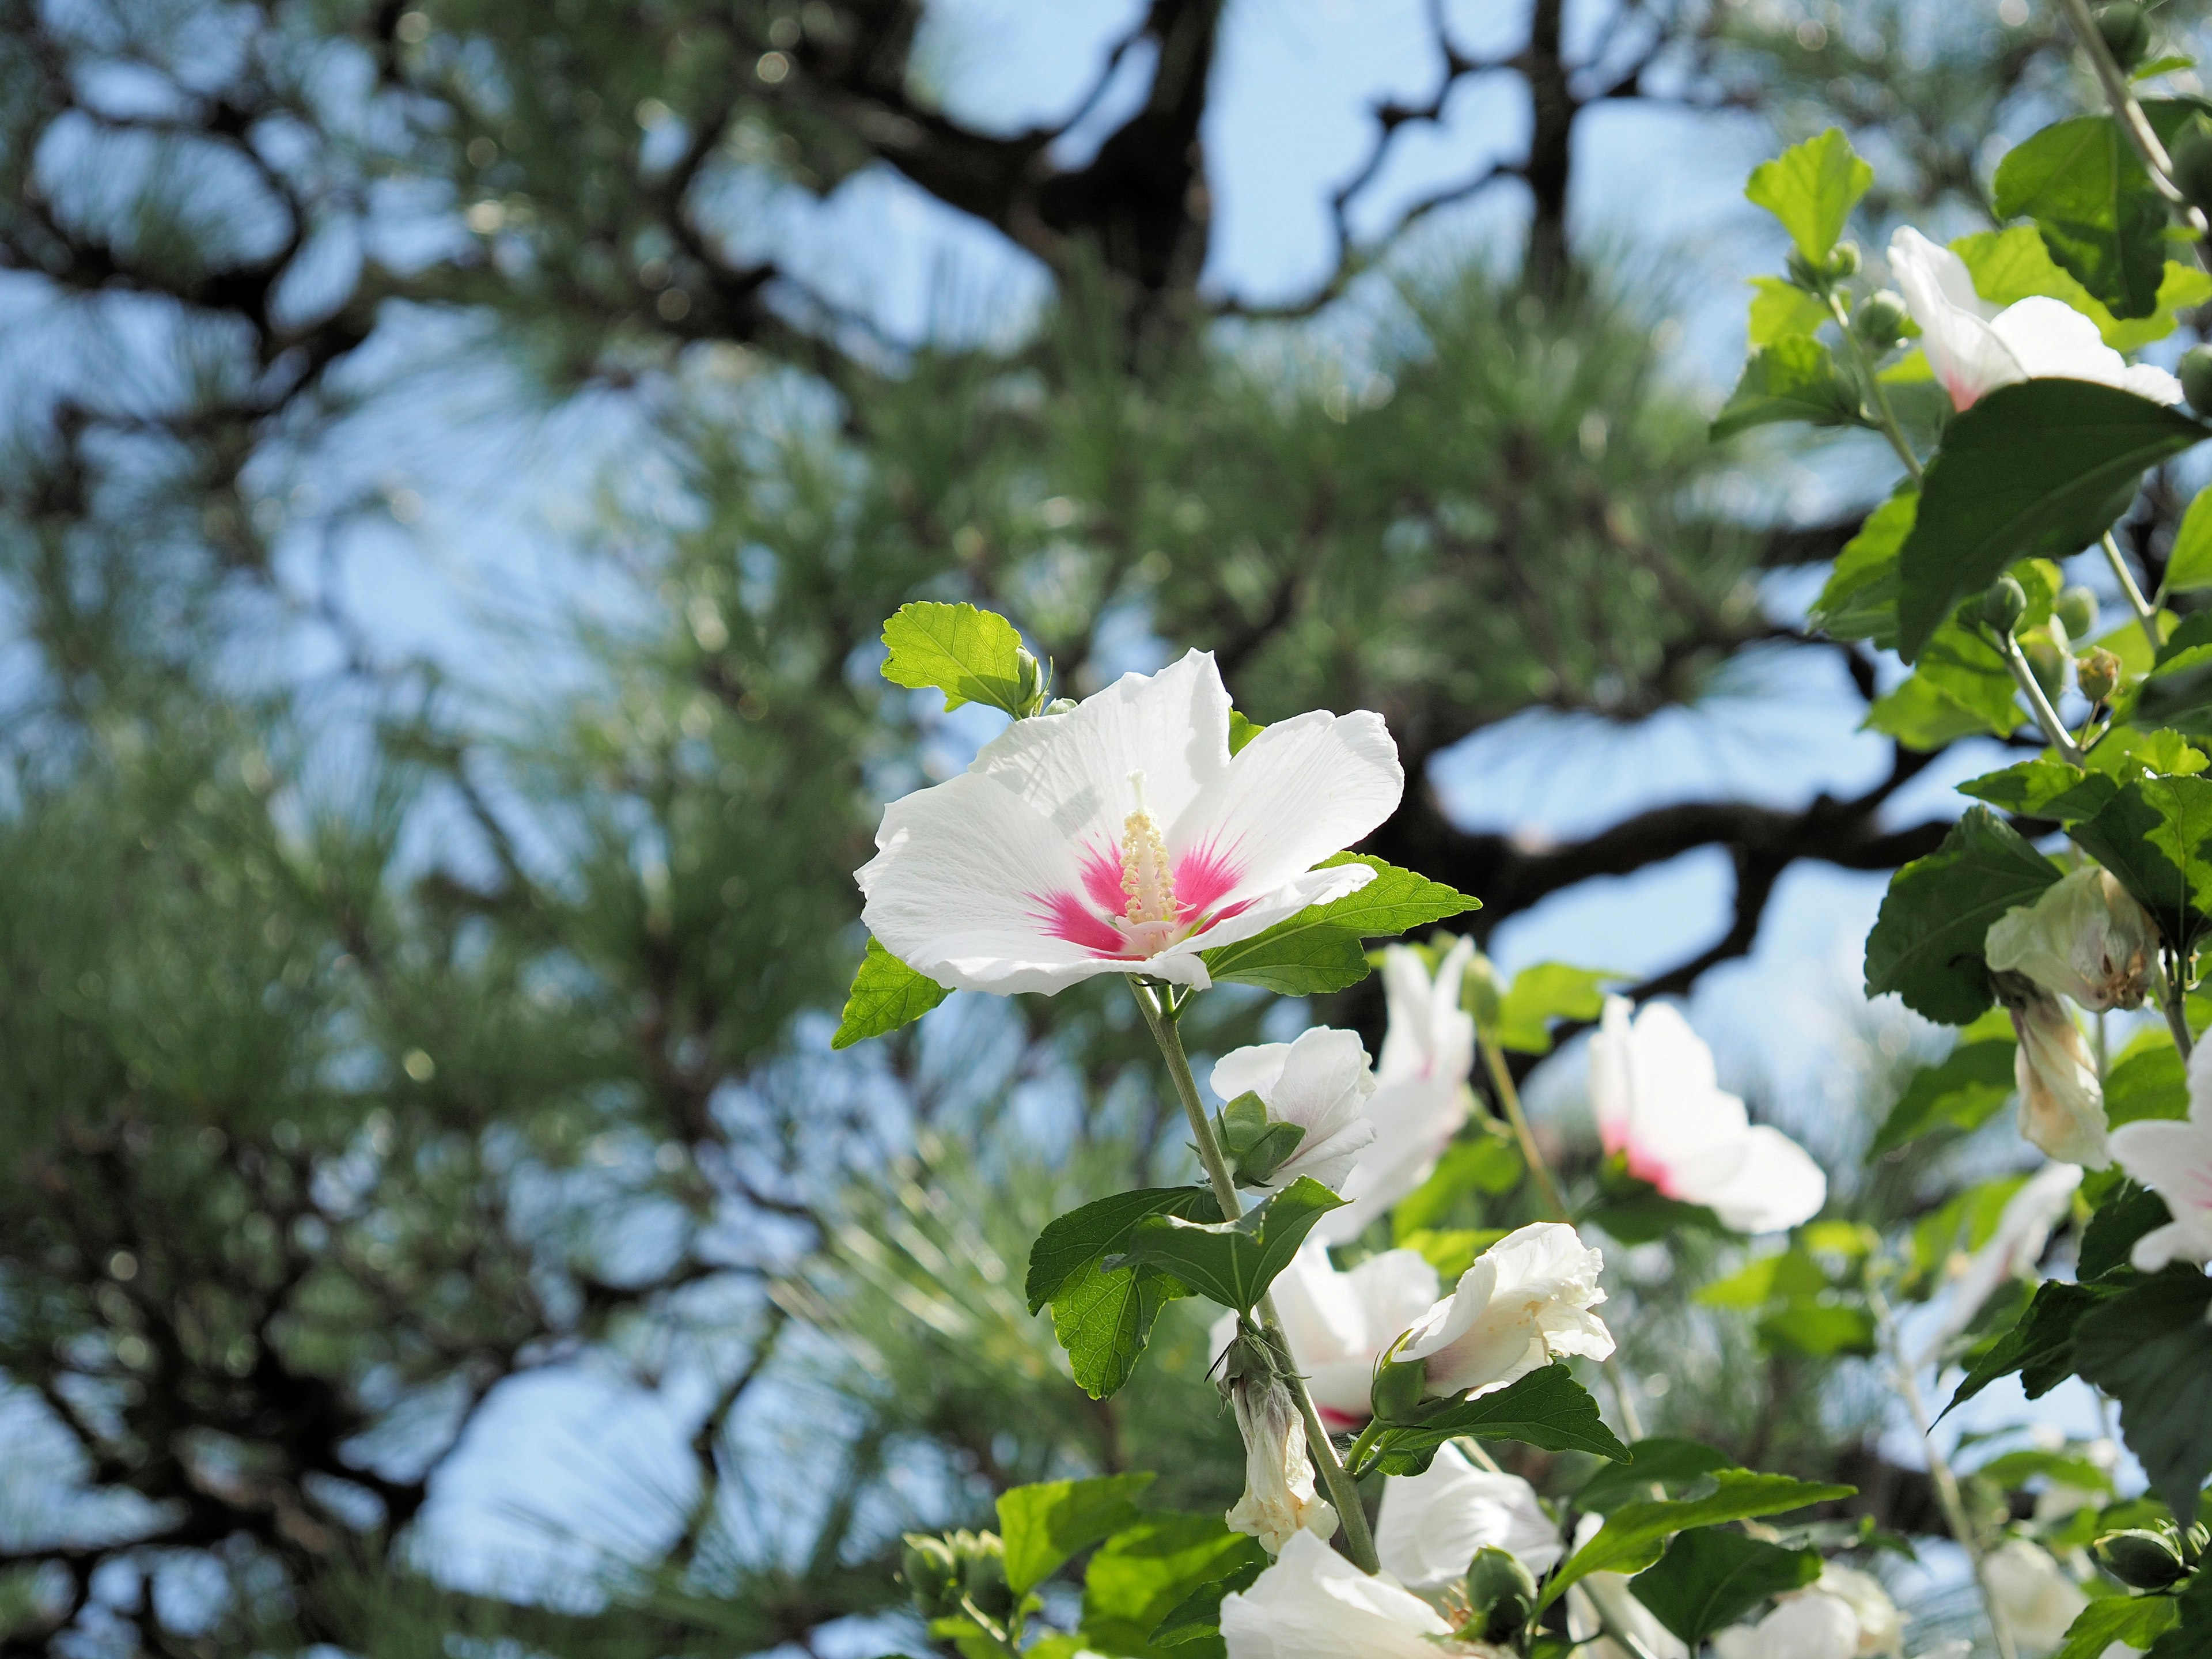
0, 0, 2201, 1652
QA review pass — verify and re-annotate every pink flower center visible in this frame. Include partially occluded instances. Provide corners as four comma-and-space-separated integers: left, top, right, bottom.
1024, 771, 1255, 961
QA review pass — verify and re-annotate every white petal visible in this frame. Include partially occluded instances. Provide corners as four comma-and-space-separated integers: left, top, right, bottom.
1890, 228, 2024, 411
1154, 859, 1378, 963
1171, 707, 1404, 911
1220, 1530, 1448, 1659
2185, 1034, 2212, 1125
1375, 1444, 1563, 1590
2122, 362, 2186, 404
1378, 938, 1477, 1086
1692, 1125, 1829, 1234
1264, 1240, 1438, 1423
1991, 296, 2131, 384
2108, 1115, 2212, 1263
1597, 1001, 1758, 1201
1314, 1075, 1467, 1244
1213, 1042, 1293, 1105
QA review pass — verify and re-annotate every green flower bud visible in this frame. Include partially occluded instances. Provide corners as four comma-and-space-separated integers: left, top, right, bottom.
2181, 344, 2212, 414
1044, 696, 1078, 715
1853, 290, 1910, 350
2077, 646, 2123, 706
1369, 1349, 1430, 1425
2022, 631, 2067, 705
2095, 1528, 2188, 1591
1461, 952, 1506, 1032
1785, 246, 1826, 291
2096, 3, 2152, 69
902, 1533, 961, 1619
2172, 120, 2212, 218
963, 1536, 1014, 1620
1981, 575, 2029, 637
1825, 240, 1862, 280
2055, 585, 2099, 642
1461, 1546, 1539, 1643
1015, 648, 1047, 714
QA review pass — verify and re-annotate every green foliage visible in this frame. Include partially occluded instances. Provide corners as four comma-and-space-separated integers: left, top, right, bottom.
1391, 1131, 1525, 1237
1080, 1513, 1257, 1659
1745, 128, 1874, 263
1863, 808, 2059, 1024
2056, 1594, 2181, 1659
1116, 1177, 1344, 1313
1870, 1028, 2018, 1153
1363, 1363, 1631, 1474
1950, 225, 2212, 350
1809, 490, 1914, 647
1945, 1281, 2111, 1415
1711, 337, 1860, 440
2165, 486, 2212, 593
1894, 381, 2205, 660
1628, 1528, 1823, 1647
998, 1474, 1157, 1594
2073, 1267, 2212, 1514
1863, 617, 2022, 749
1577, 1439, 1734, 1514
1226, 711, 1266, 755
1028, 1187, 1224, 1399
2107, 1045, 2190, 1128
2073, 772, 2212, 952
1541, 1472, 1858, 1605
1490, 962, 1620, 1054
1199, 854, 1478, 993
1991, 116, 2168, 317
880, 600, 1036, 714
1745, 277, 1834, 346
834, 937, 952, 1048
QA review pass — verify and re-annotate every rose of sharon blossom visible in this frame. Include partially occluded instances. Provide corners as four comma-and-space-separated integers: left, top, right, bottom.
1589, 998, 1827, 1234
1983, 1540, 2088, 1656
2005, 991, 2109, 1169
2109, 1036, 2212, 1271
1985, 866, 2158, 1014
1889, 228, 2184, 411
858, 650, 1402, 994
1210, 1238, 1440, 1429
1224, 1372, 1337, 1555
1317, 939, 1478, 1244
1396, 1223, 1615, 1399
1712, 1567, 1907, 1659
1374, 1444, 1562, 1593
1220, 1529, 1508, 1659
1212, 1027, 1378, 1193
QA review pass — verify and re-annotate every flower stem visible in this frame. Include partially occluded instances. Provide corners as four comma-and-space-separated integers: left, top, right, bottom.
2101, 532, 2161, 649
2161, 951, 2194, 1060
2054, 0, 2207, 229
1478, 1035, 1571, 1224
1995, 628, 2085, 764
1868, 1279, 2020, 1659
1826, 291, 1921, 482
1130, 980, 1382, 1574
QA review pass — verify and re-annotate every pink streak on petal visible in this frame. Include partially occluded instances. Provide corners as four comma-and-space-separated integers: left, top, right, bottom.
1622, 1138, 1679, 1196
1079, 844, 1126, 916
1317, 1404, 1366, 1431
1029, 890, 1131, 957
1173, 840, 1246, 918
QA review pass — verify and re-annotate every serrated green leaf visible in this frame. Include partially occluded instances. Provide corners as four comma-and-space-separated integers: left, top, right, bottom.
1711, 336, 1859, 440
998, 1474, 1157, 1594
1942, 1279, 2112, 1417
1863, 808, 2059, 1025
1629, 1528, 1823, 1648
1869, 1036, 2018, 1156
2169, 485, 2212, 594
1541, 1472, 1857, 1608
1951, 225, 2212, 351
1027, 1187, 1222, 1313
1082, 1513, 1254, 1659
832, 937, 950, 1049
1992, 115, 2166, 319
1745, 276, 1834, 346
1745, 128, 1873, 262
1809, 490, 1915, 647
1577, 1439, 1735, 1514
1048, 1256, 1187, 1400
1365, 1363, 1631, 1475
880, 600, 1029, 713
2073, 1267, 2212, 1514
2072, 772, 2212, 953
2055, 1595, 2180, 1659
1199, 855, 1478, 994
1893, 381, 2205, 662
1864, 618, 2022, 749
1955, 756, 2118, 823
1493, 962, 1620, 1054
1117, 1177, 1344, 1314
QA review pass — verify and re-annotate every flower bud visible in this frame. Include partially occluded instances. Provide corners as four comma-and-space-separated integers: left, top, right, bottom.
1785, 246, 1826, 291
1461, 951, 1506, 1032
2173, 122, 2212, 219
2056, 585, 2099, 642
2077, 646, 2123, 706
1825, 240, 1862, 280
2096, 3, 2152, 69
1014, 648, 1047, 715
1044, 696, 1078, 715
2095, 1528, 2188, 1590
1225, 1371, 1338, 1554
2182, 344, 2212, 414
2022, 631, 2067, 705
1218, 1089, 1310, 1187
1369, 1347, 1430, 1425
902, 1534, 962, 1619
962, 1536, 1014, 1620
1460, 1546, 1540, 1643
1982, 575, 2028, 637
1853, 290, 1910, 350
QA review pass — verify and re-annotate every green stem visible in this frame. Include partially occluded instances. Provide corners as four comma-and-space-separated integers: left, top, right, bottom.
1997, 629, 2085, 764
1868, 1280, 2021, 1659
2102, 532, 2161, 649
1131, 980, 1381, 1574
2161, 952, 2195, 1060
1343, 1417, 1385, 1480
956, 1596, 1024, 1659
1478, 1035, 1571, 1223
1827, 291, 1921, 482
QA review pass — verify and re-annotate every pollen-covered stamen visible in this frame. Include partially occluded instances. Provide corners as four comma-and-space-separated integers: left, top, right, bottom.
1116, 771, 1181, 955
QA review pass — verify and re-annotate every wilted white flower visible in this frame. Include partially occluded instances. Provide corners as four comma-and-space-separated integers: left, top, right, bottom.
1224, 1372, 1338, 1555
1889, 228, 2184, 411
1220, 1528, 1488, 1659
1374, 1443, 1562, 1593
1983, 1539, 2088, 1656
2005, 992, 2109, 1168
1213, 1027, 1378, 1192
858, 650, 1402, 994
1986, 866, 2158, 1013
1397, 1222, 1615, 1399
1317, 939, 1477, 1243
1923, 1161, 2082, 1363
2108, 1036, 2212, 1271
1589, 998, 1827, 1234
1211, 1239, 1440, 1429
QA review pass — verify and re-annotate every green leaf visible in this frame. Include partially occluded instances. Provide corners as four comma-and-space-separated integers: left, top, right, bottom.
1951, 225, 2212, 351
880, 600, 1029, 714
1116, 1177, 1344, 1313
2072, 773, 2212, 953
1048, 1257, 1187, 1400
1148, 1543, 1268, 1649
1391, 1132, 1524, 1238
999, 1474, 1158, 1594
1199, 855, 1479, 994
2105, 1044, 2190, 1129
1540, 1471, 1857, 1608
1809, 490, 1915, 647
2073, 1267, 2212, 1514
1991, 115, 2166, 318
1863, 618, 2022, 749
1745, 276, 1834, 346
1745, 128, 1873, 262
2082, 1182, 2176, 1280
2143, 1558, 2212, 1659
1892, 380, 2205, 662
2055, 1594, 2180, 1659
1082, 1514, 1256, 1659
1577, 1439, 1735, 1515
832, 938, 951, 1049
1955, 757, 2118, 823
1758, 1302, 1876, 1358
1863, 808, 2059, 1025
2159, 484, 2212, 594
1366, 1363, 1631, 1476
1492, 962, 1620, 1055
1027, 1188, 1223, 1311
1943, 1279, 2112, 1416
1711, 337, 1859, 441
1869, 1036, 2019, 1156
1392, 1226, 1506, 1279
1628, 1528, 1824, 1648
2134, 613, 2212, 734
1226, 711, 1265, 756
1695, 1247, 1831, 1310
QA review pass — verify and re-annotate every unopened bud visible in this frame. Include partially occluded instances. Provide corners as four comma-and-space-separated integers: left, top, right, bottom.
1369, 1349, 1430, 1425
1785, 246, 1826, 291
2096, 3, 2152, 69
2055, 585, 2099, 642
1825, 240, 1862, 280
902, 1534, 961, 1619
2022, 632, 2067, 704
1461, 952, 1506, 1032
1853, 290, 1910, 350
1014, 648, 1046, 714
2173, 120, 2212, 218
1044, 696, 1078, 715
1981, 575, 2028, 637
1461, 1546, 1540, 1643
2078, 646, 2123, 705
963, 1537, 1014, 1620
2181, 344, 2212, 414
2095, 1528, 2188, 1591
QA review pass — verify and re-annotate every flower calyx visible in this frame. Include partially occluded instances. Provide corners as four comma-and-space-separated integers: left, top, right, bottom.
900, 1529, 1012, 1622
1449, 1546, 1539, 1647
1215, 1089, 1310, 1189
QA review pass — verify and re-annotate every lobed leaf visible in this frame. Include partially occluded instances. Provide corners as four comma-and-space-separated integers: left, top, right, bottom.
1541, 1471, 1857, 1607
2055, 1596, 2180, 1659
1809, 490, 1914, 648
1711, 337, 1859, 441
1493, 961, 1619, 1055
1744, 128, 1874, 262
1365, 1364, 1631, 1475
1027, 1187, 1222, 1312
1116, 1177, 1344, 1314
2071, 772, 2212, 953
999, 1473, 1157, 1594
832, 938, 950, 1049
1991, 116, 2166, 319
1863, 808, 2059, 1025
1629, 1528, 1823, 1648
879, 600, 1031, 714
